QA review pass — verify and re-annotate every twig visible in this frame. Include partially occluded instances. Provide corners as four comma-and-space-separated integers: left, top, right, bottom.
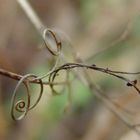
17, 0, 45, 33
0, 68, 65, 86
48, 63, 140, 95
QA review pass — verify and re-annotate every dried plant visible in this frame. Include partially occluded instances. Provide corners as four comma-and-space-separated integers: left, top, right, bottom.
0, 0, 140, 136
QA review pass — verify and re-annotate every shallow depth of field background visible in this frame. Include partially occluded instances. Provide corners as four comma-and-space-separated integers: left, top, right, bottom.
0, 0, 140, 140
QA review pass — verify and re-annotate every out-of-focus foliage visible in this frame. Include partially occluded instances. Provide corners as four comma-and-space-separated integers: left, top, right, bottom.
0, 0, 140, 140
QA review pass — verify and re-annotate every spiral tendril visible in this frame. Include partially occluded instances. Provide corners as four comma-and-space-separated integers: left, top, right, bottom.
11, 74, 43, 121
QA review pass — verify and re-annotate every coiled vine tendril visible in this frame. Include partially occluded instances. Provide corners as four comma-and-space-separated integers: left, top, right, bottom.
0, 29, 139, 121
11, 74, 43, 121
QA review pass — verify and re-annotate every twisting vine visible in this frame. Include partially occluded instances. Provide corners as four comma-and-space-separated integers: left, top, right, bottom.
0, 25, 139, 121
7, 60, 140, 121
0, 0, 140, 136
48, 63, 140, 95
0, 27, 138, 121
0, 23, 140, 120
7, 57, 140, 121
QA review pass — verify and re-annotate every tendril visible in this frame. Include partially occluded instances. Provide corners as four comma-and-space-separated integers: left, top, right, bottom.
10, 62, 140, 121
11, 74, 43, 121
43, 29, 62, 56
48, 63, 140, 95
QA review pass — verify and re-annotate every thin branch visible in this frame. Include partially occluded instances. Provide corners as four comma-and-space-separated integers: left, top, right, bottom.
48, 63, 140, 95
0, 68, 65, 86
17, 0, 45, 33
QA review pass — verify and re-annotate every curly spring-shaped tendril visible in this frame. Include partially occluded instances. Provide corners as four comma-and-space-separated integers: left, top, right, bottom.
43, 29, 62, 56
11, 74, 43, 121
34, 29, 62, 81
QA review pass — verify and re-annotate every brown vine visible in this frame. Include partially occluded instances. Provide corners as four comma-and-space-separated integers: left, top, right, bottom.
0, 28, 140, 122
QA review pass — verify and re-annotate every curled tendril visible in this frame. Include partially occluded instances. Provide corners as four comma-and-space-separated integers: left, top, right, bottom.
11, 74, 43, 121
15, 100, 26, 113
48, 63, 140, 95
48, 68, 68, 95
43, 29, 62, 56
10, 62, 140, 121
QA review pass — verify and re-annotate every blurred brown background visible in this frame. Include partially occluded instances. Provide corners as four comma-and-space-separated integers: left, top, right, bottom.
0, 0, 140, 140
